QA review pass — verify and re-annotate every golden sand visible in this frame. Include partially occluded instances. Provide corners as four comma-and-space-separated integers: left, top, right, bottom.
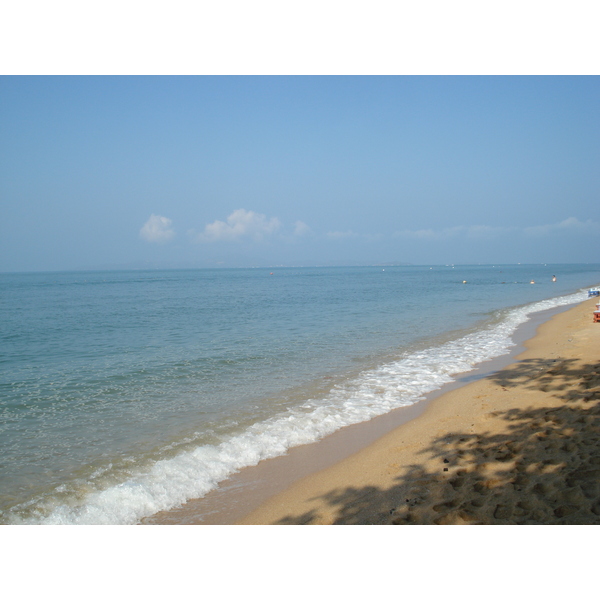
239, 297, 600, 524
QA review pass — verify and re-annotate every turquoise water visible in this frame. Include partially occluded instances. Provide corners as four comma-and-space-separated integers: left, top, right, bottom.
1, 264, 599, 524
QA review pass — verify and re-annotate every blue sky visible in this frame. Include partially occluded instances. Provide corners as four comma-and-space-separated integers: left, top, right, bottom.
1, 76, 599, 271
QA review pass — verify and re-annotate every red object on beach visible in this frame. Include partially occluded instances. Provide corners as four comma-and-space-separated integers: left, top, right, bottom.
594, 312, 600, 323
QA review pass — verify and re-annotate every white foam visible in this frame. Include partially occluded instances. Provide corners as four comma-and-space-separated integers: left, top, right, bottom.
21, 289, 586, 524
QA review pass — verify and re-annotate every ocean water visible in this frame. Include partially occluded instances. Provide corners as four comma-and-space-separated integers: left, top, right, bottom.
1, 264, 599, 524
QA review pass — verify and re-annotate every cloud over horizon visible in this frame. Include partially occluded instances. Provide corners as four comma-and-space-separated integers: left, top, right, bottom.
194, 209, 282, 243
395, 218, 598, 242
293, 221, 311, 237
523, 217, 600, 237
139, 214, 175, 243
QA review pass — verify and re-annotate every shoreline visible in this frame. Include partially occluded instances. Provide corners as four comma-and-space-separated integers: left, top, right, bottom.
236, 295, 600, 524
145, 295, 597, 525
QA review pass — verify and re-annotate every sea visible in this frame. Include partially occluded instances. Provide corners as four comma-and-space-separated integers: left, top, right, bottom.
1, 263, 599, 524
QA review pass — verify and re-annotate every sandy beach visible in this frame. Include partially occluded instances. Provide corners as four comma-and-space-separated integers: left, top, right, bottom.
238, 296, 600, 524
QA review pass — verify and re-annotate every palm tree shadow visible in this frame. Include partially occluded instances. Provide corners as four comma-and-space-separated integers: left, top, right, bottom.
274, 359, 600, 524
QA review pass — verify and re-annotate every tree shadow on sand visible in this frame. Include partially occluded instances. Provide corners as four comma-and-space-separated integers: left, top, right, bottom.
275, 358, 600, 524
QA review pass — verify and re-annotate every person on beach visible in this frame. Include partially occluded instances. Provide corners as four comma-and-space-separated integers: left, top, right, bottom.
553, 275, 557, 282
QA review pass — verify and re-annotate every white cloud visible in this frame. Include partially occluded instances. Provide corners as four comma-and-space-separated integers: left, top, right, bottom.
523, 217, 600, 237
395, 218, 599, 242
394, 226, 466, 240
465, 225, 516, 239
195, 209, 281, 243
405, 228, 437, 240
139, 214, 175, 243
293, 221, 311, 236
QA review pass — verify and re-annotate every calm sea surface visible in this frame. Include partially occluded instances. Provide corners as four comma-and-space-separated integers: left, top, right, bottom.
1, 264, 599, 524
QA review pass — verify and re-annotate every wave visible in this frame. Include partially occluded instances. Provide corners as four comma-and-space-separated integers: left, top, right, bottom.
13, 289, 587, 524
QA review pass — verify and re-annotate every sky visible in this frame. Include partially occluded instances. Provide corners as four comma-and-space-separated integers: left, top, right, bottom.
1, 75, 599, 272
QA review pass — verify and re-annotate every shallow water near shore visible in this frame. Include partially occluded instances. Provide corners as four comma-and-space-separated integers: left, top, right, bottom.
145, 303, 571, 524
1, 264, 599, 524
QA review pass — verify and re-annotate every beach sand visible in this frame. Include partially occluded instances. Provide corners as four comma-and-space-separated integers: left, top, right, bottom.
238, 296, 600, 524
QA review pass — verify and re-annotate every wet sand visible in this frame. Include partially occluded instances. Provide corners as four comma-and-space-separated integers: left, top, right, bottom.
238, 296, 600, 524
